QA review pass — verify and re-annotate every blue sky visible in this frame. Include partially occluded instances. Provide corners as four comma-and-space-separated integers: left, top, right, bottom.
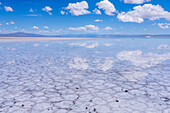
0, 0, 170, 35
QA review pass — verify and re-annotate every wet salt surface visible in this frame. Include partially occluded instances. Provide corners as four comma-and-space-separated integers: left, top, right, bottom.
0, 38, 170, 113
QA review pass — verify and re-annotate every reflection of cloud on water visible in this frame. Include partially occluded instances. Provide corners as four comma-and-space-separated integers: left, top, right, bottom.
69, 42, 99, 48
157, 44, 169, 50
7, 60, 15, 64
116, 50, 170, 81
86, 42, 99, 48
44, 44, 49, 47
68, 57, 114, 72
97, 58, 114, 72
33, 43, 39, 47
119, 67, 148, 82
104, 43, 113, 47
95, 51, 102, 54
5, 47, 16, 51
117, 50, 170, 68
11, 48, 16, 51
72, 74, 84, 79
67, 50, 170, 81
68, 57, 88, 70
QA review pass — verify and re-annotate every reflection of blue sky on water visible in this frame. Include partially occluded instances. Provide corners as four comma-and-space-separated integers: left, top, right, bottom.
0, 38, 170, 82
0, 38, 170, 112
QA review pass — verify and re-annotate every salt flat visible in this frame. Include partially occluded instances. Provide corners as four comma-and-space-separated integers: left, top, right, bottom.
0, 38, 170, 113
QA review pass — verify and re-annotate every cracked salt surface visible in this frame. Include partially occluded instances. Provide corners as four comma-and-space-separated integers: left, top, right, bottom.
0, 38, 170, 113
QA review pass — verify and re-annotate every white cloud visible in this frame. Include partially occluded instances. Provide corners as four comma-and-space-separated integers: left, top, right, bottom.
68, 27, 86, 31
117, 4, 170, 23
38, 30, 49, 33
85, 25, 100, 31
26, 14, 40, 16
96, 0, 116, 16
69, 25, 99, 32
4, 6, 13, 12
42, 6, 53, 15
60, 10, 65, 15
5, 21, 15, 25
123, 0, 151, 4
32, 26, 39, 29
93, 8, 101, 15
52, 29, 63, 33
0, 2, 2, 5
65, 1, 91, 16
104, 26, 113, 30
29, 8, 34, 12
10, 22, 15, 24
43, 26, 49, 29
158, 23, 170, 29
95, 19, 103, 22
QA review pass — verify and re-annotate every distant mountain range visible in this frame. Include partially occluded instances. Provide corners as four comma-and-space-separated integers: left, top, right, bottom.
0, 32, 48, 37
0, 32, 170, 38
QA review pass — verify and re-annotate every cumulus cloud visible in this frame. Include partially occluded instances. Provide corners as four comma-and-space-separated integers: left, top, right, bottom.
4, 6, 13, 12
26, 14, 40, 17
96, 0, 116, 16
123, 0, 151, 4
117, 4, 170, 23
83, 25, 100, 31
43, 26, 49, 29
68, 27, 86, 31
69, 25, 99, 32
95, 19, 103, 22
10, 22, 15, 24
38, 30, 49, 33
52, 29, 63, 33
104, 26, 113, 30
29, 8, 34, 12
93, 8, 101, 15
65, 1, 91, 16
60, 10, 65, 15
42, 6, 53, 15
32, 26, 39, 29
5, 21, 15, 25
158, 23, 170, 29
